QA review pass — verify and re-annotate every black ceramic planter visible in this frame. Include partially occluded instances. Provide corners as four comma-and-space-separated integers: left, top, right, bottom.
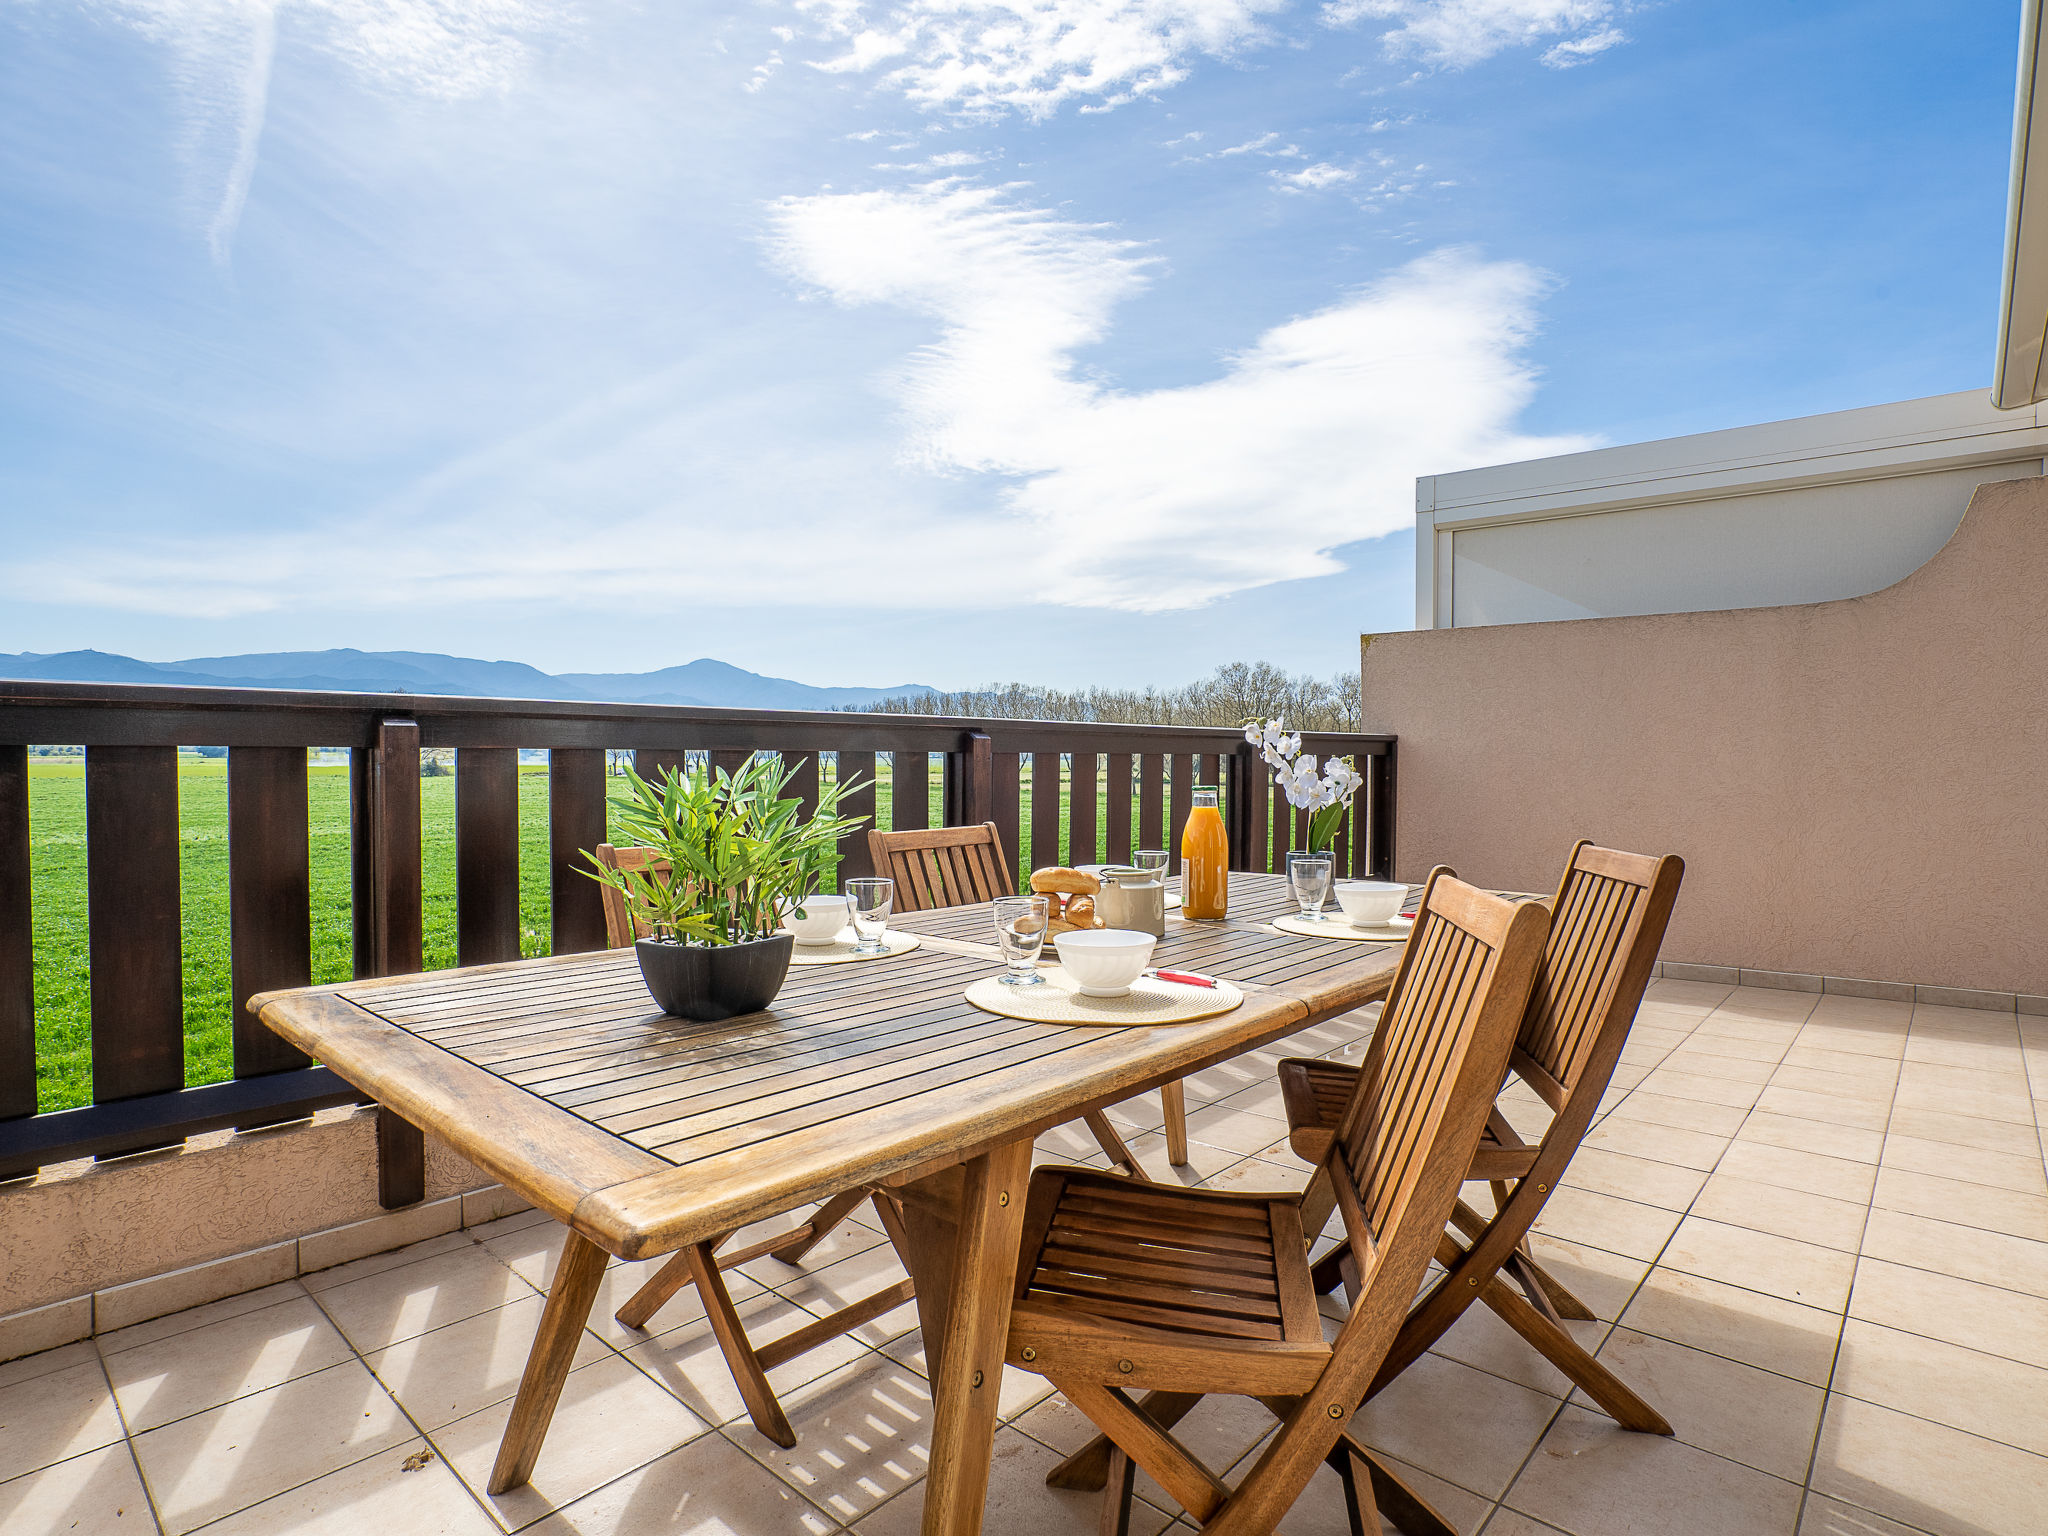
634, 934, 795, 1021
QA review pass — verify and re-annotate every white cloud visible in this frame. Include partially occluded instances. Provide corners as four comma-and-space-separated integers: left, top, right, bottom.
795, 0, 1283, 118
766, 182, 1592, 610
1270, 161, 1353, 191
1324, 0, 1628, 69
91, 0, 568, 260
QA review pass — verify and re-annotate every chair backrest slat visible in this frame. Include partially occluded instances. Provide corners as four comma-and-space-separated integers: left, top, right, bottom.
592, 843, 672, 948
867, 823, 1016, 911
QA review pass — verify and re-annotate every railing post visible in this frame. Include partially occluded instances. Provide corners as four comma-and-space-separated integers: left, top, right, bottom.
229, 746, 314, 1092
354, 718, 425, 1207
549, 748, 608, 954
0, 745, 32, 1121
1367, 743, 1397, 881
957, 731, 993, 826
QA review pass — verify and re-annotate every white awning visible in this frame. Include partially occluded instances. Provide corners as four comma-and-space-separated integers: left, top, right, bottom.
1995, 0, 2048, 408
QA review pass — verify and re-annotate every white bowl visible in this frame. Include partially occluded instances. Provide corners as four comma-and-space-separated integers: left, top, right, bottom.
1056, 929, 1157, 997
1333, 880, 1406, 928
785, 895, 852, 945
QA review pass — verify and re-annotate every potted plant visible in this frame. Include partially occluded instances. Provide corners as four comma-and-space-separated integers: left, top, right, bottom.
585, 754, 870, 1021
1244, 717, 1364, 854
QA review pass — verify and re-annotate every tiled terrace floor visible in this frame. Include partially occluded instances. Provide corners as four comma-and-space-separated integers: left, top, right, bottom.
5, 979, 2048, 1536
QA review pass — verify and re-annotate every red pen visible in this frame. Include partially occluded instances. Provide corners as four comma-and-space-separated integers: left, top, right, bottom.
1151, 969, 1219, 988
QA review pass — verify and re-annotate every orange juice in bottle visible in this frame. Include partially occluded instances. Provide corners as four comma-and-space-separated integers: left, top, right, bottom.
1181, 786, 1228, 919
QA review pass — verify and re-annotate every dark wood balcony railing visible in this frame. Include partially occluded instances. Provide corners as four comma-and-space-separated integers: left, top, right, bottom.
0, 680, 1394, 1193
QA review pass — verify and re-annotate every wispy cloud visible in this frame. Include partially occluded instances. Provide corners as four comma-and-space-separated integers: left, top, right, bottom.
91, 0, 570, 261
1324, 0, 1629, 69
795, 0, 1284, 118
767, 182, 1592, 609
1270, 160, 1354, 192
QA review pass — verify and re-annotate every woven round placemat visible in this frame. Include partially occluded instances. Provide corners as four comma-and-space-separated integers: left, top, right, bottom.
785, 930, 922, 966
964, 967, 1243, 1025
1270, 912, 1412, 943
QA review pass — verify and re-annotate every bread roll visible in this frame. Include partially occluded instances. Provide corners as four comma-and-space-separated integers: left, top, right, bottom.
1063, 894, 1098, 928
1030, 866, 1100, 895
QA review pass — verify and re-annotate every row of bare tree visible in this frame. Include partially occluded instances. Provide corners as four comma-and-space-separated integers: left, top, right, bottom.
858, 661, 1363, 733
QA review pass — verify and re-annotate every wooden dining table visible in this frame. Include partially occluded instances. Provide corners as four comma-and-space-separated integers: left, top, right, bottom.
250, 871, 1415, 1535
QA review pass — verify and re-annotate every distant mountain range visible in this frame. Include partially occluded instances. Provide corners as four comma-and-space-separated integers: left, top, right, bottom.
0, 648, 934, 712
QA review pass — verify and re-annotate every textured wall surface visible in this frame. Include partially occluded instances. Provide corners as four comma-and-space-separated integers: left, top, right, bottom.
0, 1108, 489, 1313
1363, 476, 2048, 995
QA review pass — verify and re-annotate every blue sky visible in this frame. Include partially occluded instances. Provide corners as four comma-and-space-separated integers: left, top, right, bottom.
0, 0, 2019, 689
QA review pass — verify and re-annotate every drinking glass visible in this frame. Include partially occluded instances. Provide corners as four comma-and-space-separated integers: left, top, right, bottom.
844, 877, 894, 955
1131, 849, 1170, 880
1288, 852, 1333, 921
992, 895, 1049, 985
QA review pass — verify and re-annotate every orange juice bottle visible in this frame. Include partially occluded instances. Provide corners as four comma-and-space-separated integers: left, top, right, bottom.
1181, 786, 1229, 919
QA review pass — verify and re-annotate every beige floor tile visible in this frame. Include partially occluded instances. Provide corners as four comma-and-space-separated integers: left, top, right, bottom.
195, 1438, 499, 1535
858, 1424, 1171, 1536
105, 1293, 356, 1434
1605, 1090, 1749, 1137
1124, 1131, 1245, 1184
1191, 1155, 1310, 1198
1796, 1491, 1938, 1536
1641, 979, 1735, 1012
581, 1254, 762, 1349
431, 1351, 710, 1530
364, 1292, 615, 1431
1713, 1141, 1878, 1204
1215, 1080, 1287, 1120
1634, 1070, 1761, 1111
737, 1217, 892, 1292
1660, 1217, 1857, 1311
1618, 1268, 1842, 1386
624, 1293, 872, 1429
96, 1282, 311, 1358
1736, 1111, 1886, 1166
1430, 1299, 1608, 1399
1665, 1047, 1778, 1083
1502, 1404, 1802, 1536
1581, 1116, 1729, 1172
1768, 1065, 1896, 1106
1890, 1079, 2034, 1127
879, 1330, 1055, 1423
1522, 1236, 1652, 1323
1118, 1392, 1275, 1512
132, 1358, 415, 1535
772, 1244, 918, 1348
1689, 1174, 1870, 1253
0, 1443, 151, 1535
1896, 1060, 2031, 1100
1858, 1206, 2048, 1300
527, 1430, 846, 1535
736, 1357, 934, 1525
1530, 1186, 1683, 1262
1879, 1133, 2047, 1196
1902, 1035, 2028, 1072
1779, 1045, 1901, 1081
1810, 1395, 2048, 1536
1578, 1327, 1823, 1481
1224, 1448, 1492, 1536
1752, 1086, 1891, 1133
1870, 1167, 2048, 1242
1351, 1353, 1560, 1500
1559, 1147, 1709, 1211
1832, 1317, 2048, 1458
314, 1243, 537, 1353
0, 1357, 124, 1483
1882, 1104, 2046, 1157
1848, 1258, 2048, 1371
0, 1341, 98, 1393
1481, 1513, 1572, 1536
300, 1231, 476, 1292
1179, 1104, 1292, 1157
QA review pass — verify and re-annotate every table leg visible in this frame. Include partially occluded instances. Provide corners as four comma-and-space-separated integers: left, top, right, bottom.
488, 1229, 610, 1495
886, 1136, 1033, 1536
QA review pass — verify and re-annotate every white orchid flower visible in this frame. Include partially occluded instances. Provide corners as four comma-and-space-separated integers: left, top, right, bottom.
1243, 722, 1264, 748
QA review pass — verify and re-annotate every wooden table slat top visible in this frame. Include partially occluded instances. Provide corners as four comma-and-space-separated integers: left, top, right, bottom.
254, 875, 1420, 1259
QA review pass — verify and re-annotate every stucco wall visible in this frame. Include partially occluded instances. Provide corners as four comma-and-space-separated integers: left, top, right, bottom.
1362, 476, 2048, 996
0, 1107, 490, 1314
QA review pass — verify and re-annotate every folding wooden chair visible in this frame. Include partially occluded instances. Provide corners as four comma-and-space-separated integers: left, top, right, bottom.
1006, 873, 1547, 1536
1278, 841, 1686, 1432
592, 843, 906, 1446
868, 822, 1193, 1176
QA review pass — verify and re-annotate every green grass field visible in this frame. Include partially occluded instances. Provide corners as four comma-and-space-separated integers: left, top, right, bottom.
24, 754, 1131, 1113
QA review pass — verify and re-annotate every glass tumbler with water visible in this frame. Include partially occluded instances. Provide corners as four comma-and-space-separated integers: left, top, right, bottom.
844, 877, 894, 954
992, 895, 1049, 985
1132, 849, 1170, 880
1288, 852, 1333, 921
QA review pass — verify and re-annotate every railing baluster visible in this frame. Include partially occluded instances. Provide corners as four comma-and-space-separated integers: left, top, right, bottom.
710, 749, 748, 779
1105, 752, 1132, 865
1270, 772, 1291, 873
1030, 751, 1061, 872
1168, 753, 1192, 874
1368, 745, 1396, 880
228, 746, 313, 1084
87, 745, 184, 1109
357, 718, 424, 1208
457, 747, 522, 967
1, 745, 32, 1120
892, 748, 929, 833
635, 748, 686, 781
549, 748, 608, 954
1137, 754, 1163, 860
992, 751, 1021, 883
1069, 751, 1098, 867
836, 750, 877, 880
